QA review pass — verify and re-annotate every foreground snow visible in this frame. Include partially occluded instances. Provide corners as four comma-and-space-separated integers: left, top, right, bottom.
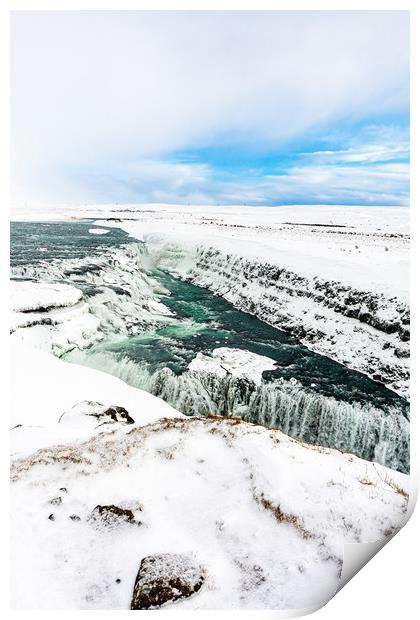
10, 342, 179, 457
10, 343, 409, 610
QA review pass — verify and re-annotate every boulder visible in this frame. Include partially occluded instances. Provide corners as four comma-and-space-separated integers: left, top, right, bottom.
131, 553, 205, 609
88, 504, 137, 527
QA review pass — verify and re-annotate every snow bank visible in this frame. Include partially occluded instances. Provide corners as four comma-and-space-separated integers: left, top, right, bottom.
11, 281, 83, 313
188, 347, 277, 385
10, 281, 102, 355
10, 342, 179, 457
10, 244, 174, 354
89, 228, 110, 235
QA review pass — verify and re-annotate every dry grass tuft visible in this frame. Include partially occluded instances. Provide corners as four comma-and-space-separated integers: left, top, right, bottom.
254, 491, 313, 540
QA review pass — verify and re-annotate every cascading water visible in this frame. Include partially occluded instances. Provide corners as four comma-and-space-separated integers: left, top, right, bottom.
66, 347, 409, 473
11, 220, 410, 473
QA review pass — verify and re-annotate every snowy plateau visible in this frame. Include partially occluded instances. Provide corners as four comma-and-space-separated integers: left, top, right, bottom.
10, 204, 411, 611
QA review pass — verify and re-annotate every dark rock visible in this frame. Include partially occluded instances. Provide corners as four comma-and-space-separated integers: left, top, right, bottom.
399, 328, 410, 342
394, 347, 410, 359
49, 496, 62, 506
48, 513, 55, 521
103, 406, 135, 425
59, 487, 68, 493
59, 401, 135, 428
69, 514, 81, 521
88, 504, 137, 527
131, 553, 205, 610
372, 373, 385, 384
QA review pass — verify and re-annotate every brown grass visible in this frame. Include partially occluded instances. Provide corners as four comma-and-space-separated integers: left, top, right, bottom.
254, 490, 313, 540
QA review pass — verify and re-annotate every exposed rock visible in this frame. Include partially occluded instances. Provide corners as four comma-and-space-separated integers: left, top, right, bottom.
131, 553, 205, 609
58, 401, 135, 429
88, 504, 137, 528
49, 496, 62, 506
103, 406, 135, 425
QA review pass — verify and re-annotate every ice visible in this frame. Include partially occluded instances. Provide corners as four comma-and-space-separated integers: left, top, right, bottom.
10, 245, 174, 354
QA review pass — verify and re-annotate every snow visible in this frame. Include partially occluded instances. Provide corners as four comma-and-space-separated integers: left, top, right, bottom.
89, 204, 409, 300
10, 341, 179, 458
11, 203, 409, 301
89, 227, 110, 235
10, 281, 103, 355
11, 280, 83, 313
189, 347, 277, 385
10, 245, 175, 354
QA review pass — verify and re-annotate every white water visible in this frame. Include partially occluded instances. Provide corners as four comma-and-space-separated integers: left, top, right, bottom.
66, 349, 409, 473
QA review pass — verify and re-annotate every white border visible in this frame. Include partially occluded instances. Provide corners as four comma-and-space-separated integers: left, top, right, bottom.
1, 2, 418, 618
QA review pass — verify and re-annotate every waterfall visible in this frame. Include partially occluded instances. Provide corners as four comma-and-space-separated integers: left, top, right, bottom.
65, 349, 409, 474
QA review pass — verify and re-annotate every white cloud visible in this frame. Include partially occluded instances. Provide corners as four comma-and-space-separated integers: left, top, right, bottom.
307, 143, 409, 164
11, 11, 409, 205
261, 162, 409, 205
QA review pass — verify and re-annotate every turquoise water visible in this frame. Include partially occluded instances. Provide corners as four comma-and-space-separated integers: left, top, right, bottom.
10, 220, 132, 266
100, 268, 408, 414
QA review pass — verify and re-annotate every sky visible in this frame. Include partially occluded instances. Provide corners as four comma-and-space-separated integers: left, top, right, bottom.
11, 11, 409, 207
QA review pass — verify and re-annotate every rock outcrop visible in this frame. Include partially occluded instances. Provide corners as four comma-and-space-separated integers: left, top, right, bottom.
59, 401, 135, 429
131, 554, 205, 609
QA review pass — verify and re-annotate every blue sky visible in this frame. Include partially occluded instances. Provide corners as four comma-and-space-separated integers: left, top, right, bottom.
11, 11, 409, 207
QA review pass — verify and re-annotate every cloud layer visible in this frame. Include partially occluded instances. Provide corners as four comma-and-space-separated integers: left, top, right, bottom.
11, 11, 409, 206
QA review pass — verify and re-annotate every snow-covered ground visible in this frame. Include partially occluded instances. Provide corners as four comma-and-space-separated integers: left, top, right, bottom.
10, 341, 410, 610
10, 342, 180, 457
12, 203, 408, 298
